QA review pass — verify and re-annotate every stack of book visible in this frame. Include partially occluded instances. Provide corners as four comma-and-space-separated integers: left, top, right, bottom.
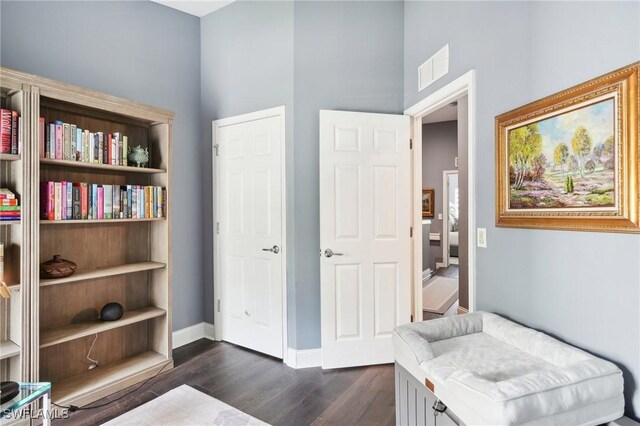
1, 109, 22, 155
40, 117, 129, 166
0, 188, 20, 222
41, 181, 165, 221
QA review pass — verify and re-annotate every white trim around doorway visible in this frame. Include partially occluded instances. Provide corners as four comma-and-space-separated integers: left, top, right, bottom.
212, 105, 289, 365
442, 169, 459, 268
405, 70, 477, 317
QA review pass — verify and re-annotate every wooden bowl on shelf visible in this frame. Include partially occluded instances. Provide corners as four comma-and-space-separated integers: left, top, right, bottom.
40, 255, 77, 279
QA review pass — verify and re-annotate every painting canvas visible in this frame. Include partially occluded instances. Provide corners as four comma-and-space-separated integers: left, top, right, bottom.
508, 98, 616, 210
422, 189, 434, 218
495, 62, 640, 233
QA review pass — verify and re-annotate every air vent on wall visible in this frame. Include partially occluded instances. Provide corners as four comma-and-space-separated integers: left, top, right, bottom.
418, 44, 449, 92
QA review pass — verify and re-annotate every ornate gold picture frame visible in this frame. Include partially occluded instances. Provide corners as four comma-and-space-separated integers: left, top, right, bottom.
495, 62, 639, 233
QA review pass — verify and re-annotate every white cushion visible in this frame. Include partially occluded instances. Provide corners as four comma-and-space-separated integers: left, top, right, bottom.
393, 312, 624, 425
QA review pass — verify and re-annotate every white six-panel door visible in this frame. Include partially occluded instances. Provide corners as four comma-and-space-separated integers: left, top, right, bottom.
320, 110, 411, 369
216, 110, 284, 359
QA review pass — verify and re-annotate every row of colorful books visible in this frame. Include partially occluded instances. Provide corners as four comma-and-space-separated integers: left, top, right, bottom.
1, 109, 22, 155
41, 181, 165, 221
0, 188, 20, 222
39, 118, 129, 166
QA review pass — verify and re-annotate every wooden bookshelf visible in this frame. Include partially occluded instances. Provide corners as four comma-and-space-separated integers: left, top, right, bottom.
41, 158, 166, 174
40, 261, 166, 287
0, 68, 30, 385
0, 66, 173, 407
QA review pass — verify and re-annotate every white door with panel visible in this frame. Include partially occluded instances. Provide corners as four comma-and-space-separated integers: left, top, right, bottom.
320, 110, 411, 369
216, 111, 284, 359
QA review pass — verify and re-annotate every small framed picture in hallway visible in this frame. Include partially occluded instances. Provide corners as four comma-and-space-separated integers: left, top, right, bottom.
422, 189, 435, 218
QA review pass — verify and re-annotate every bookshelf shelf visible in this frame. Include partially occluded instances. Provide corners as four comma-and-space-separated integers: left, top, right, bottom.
40, 307, 166, 348
40, 261, 166, 287
40, 158, 166, 174
0, 153, 21, 161
52, 351, 168, 405
41, 218, 165, 225
0, 341, 21, 360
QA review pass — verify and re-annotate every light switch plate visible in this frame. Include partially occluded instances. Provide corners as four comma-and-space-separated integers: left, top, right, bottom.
477, 228, 487, 248
438, 213, 443, 220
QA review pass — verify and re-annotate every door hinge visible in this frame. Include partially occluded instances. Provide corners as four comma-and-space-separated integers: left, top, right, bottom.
216, 222, 220, 234
410, 226, 413, 238
217, 299, 221, 312
214, 144, 220, 156
410, 139, 413, 149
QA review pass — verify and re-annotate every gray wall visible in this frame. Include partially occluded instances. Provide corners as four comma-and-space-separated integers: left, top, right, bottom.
199, 0, 296, 342
405, 1, 640, 418
421, 121, 457, 272
0, 0, 203, 331
293, 1, 404, 349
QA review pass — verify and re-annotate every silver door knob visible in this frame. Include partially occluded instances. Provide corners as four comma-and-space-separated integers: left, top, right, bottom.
324, 248, 344, 258
262, 245, 280, 254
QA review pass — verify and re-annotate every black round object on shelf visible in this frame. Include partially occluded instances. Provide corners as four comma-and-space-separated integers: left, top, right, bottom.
100, 302, 124, 321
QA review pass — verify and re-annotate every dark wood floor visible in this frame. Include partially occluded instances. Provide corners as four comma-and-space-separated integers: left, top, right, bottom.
59, 340, 396, 425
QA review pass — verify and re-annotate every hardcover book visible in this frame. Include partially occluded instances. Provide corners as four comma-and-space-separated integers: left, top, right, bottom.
10, 111, 18, 155
0, 109, 11, 154
63, 122, 71, 161
72, 186, 81, 220
104, 185, 113, 220
55, 121, 63, 160
70, 124, 77, 161
97, 186, 104, 219
80, 183, 88, 220
54, 182, 62, 220
48, 123, 55, 159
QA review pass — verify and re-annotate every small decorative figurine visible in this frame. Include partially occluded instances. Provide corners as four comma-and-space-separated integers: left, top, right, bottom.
127, 145, 150, 168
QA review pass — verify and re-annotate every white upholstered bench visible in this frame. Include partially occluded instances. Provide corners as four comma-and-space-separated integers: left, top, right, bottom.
393, 312, 624, 425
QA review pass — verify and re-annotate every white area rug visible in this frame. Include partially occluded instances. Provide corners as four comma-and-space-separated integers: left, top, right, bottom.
423, 277, 459, 314
102, 385, 267, 426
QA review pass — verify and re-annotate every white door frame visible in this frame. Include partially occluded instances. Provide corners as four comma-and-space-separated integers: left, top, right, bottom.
212, 105, 288, 364
442, 169, 458, 268
405, 70, 477, 316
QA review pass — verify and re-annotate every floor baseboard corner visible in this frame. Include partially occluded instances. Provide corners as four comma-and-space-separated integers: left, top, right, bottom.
173, 322, 216, 349
286, 347, 321, 369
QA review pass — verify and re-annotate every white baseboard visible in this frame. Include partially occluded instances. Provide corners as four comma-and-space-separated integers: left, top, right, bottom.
172, 322, 216, 349
422, 268, 432, 281
435, 262, 445, 269
286, 347, 321, 369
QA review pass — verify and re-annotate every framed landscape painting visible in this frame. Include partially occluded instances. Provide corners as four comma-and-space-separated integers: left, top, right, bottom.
496, 62, 639, 233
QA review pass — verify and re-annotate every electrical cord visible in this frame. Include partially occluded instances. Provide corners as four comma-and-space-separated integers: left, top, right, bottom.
86, 334, 99, 368
52, 359, 173, 412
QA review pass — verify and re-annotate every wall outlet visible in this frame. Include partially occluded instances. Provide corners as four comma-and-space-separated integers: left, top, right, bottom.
477, 228, 487, 248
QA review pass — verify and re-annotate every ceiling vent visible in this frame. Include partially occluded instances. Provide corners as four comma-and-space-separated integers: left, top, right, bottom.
418, 44, 449, 92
